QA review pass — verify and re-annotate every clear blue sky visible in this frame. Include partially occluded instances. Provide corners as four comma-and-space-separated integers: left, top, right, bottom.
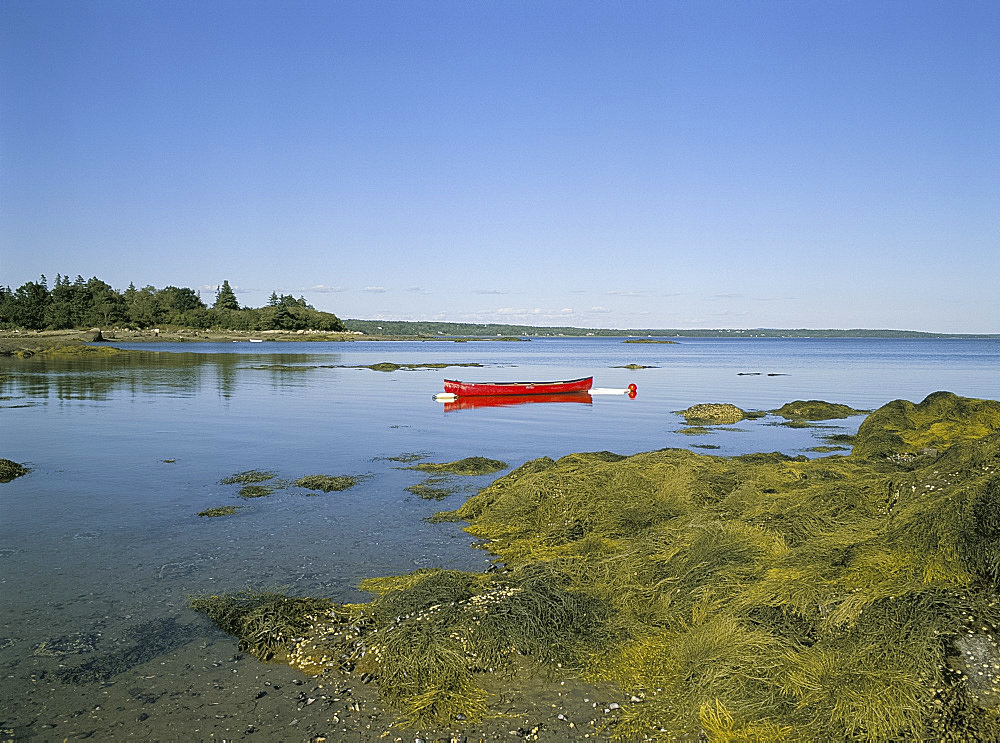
2, 0, 998, 332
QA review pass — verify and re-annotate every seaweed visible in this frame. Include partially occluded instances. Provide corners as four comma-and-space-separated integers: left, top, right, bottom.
408, 458, 508, 476
189, 589, 335, 661
198, 506, 240, 517
190, 393, 1000, 738
295, 474, 366, 492
220, 469, 277, 485
772, 400, 868, 420
238, 484, 274, 498
340, 362, 484, 372
677, 403, 746, 425
406, 477, 461, 500
373, 452, 430, 463
0, 458, 29, 483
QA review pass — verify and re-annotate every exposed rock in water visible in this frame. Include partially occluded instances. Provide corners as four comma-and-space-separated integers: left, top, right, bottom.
772, 400, 868, 420
852, 391, 1000, 460
677, 403, 746, 425
0, 458, 29, 483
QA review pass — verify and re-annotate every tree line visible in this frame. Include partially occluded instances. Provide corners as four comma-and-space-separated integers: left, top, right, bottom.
0, 275, 344, 332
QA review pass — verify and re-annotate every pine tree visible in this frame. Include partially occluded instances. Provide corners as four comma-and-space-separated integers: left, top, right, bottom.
213, 280, 239, 310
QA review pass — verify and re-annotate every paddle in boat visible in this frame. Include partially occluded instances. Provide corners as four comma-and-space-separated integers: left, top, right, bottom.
442, 376, 593, 397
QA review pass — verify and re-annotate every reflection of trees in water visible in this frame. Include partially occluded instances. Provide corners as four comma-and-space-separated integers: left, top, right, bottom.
0, 353, 337, 403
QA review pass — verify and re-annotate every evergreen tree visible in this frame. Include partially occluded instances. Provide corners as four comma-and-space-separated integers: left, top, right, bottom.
213, 280, 239, 310
267, 291, 279, 307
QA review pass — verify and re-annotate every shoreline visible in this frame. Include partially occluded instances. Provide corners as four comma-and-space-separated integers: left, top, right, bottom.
0, 329, 532, 356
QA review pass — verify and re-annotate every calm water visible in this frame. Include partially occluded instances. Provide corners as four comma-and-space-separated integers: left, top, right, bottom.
1, 337, 998, 739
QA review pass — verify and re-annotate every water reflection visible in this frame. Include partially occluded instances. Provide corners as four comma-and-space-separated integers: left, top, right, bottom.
0, 351, 342, 403
443, 391, 593, 411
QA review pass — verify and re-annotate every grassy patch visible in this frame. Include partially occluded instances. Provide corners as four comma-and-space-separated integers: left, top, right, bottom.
408, 457, 508, 476
198, 506, 240, 517
0, 458, 29, 483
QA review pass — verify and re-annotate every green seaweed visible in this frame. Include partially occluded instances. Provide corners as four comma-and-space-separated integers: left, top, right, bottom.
198, 505, 240, 517
295, 474, 366, 492
220, 469, 277, 485
406, 477, 461, 500
189, 589, 335, 661
373, 451, 430, 463
189, 393, 1000, 738
677, 426, 715, 436
678, 403, 746, 425
238, 484, 274, 498
0, 458, 29, 483
853, 391, 1000, 460
408, 457, 508, 476
772, 400, 869, 420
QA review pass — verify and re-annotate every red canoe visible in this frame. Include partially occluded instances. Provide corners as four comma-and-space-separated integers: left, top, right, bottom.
443, 376, 593, 396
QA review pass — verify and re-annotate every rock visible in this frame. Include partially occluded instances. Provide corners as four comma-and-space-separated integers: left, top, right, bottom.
678, 403, 746, 425
0, 458, 29, 483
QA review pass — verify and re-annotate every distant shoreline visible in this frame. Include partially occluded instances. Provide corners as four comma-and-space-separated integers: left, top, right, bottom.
343, 320, 999, 339
2, 325, 997, 357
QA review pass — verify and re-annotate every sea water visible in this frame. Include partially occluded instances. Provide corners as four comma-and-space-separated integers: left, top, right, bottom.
1, 337, 998, 738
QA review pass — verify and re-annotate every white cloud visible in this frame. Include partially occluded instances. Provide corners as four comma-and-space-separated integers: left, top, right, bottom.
363, 286, 388, 293
307, 284, 347, 293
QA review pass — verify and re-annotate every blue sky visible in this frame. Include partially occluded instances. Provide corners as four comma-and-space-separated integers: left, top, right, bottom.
2, 0, 998, 332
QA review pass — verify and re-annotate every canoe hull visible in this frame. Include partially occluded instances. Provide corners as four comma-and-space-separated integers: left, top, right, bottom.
443, 376, 593, 396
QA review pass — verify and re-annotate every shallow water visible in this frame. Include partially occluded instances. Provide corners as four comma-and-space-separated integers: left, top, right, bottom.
1, 337, 998, 739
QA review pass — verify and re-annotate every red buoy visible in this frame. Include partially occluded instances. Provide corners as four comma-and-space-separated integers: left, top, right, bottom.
628, 383, 637, 393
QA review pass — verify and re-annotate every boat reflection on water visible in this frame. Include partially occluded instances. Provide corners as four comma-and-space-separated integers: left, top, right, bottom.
443, 391, 593, 412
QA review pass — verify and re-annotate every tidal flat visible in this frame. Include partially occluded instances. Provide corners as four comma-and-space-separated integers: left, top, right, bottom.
3, 336, 1000, 740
